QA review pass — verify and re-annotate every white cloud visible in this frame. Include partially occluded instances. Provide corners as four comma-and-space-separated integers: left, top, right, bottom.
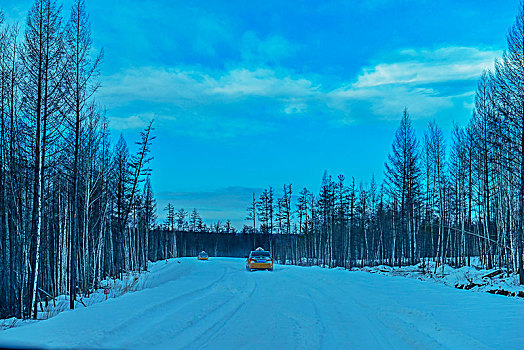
353, 47, 499, 88
329, 46, 500, 119
100, 67, 213, 106
110, 113, 158, 130
284, 98, 308, 114
100, 46, 500, 132
211, 68, 318, 98
100, 67, 318, 113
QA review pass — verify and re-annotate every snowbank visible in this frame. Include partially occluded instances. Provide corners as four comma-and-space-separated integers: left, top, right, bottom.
0, 259, 175, 330
357, 261, 524, 299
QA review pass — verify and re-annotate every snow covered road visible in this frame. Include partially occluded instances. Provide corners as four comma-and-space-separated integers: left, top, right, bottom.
1, 258, 523, 349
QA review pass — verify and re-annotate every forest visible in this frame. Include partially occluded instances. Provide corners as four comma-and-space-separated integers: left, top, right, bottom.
0, 0, 156, 319
237, 5, 524, 286
1, 0, 523, 322
162, 1, 524, 290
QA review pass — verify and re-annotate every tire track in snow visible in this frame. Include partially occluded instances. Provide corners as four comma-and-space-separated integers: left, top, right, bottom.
373, 306, 490, 349
93, 266, 229, 347
300, 273, 397, 349
186, 277, 259, 350
342, 274, 490, 349
305, 289, 325, 350
118, 268, 240, 348
305, 270, 488, 349
146, 271, 257, 349
200, 266, 325, 350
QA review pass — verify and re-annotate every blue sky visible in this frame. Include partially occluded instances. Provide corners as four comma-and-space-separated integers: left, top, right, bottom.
2, 0, 519, 228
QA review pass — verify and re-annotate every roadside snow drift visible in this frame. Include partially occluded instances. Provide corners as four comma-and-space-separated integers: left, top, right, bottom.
1, 258, 523, 349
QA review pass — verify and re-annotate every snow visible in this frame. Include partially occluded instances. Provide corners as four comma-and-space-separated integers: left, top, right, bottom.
1, 270, 153, 330
359, 260, 524, 297
1, 258, 523, 349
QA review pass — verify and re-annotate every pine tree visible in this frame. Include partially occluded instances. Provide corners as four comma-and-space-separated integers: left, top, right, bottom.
385, 109, 421, 267
175, 208, 187, 230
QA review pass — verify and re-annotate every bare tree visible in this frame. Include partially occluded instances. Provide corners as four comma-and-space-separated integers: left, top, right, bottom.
385, 109, 421, 267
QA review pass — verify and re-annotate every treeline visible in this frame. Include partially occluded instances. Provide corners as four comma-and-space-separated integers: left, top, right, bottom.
244, 4, 524, 284
148, 230, 302, 261
0, 0, 157, 319
162, 205, 235, 234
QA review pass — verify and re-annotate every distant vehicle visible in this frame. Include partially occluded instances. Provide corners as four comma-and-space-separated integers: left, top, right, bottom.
246, 247, 273, 271
198, 251, 209, 260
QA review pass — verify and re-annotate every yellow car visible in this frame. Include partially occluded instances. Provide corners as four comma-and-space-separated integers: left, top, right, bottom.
198, 251, 209, 261
246, 248, 273, 271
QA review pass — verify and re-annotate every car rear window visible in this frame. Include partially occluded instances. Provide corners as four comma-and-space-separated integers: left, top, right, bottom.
251, 251, 270, 257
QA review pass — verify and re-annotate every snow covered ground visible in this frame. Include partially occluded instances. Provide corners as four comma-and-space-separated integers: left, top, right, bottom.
1, 258, 523, 349
359, 260, 524, 297
0, 269, 153, 330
